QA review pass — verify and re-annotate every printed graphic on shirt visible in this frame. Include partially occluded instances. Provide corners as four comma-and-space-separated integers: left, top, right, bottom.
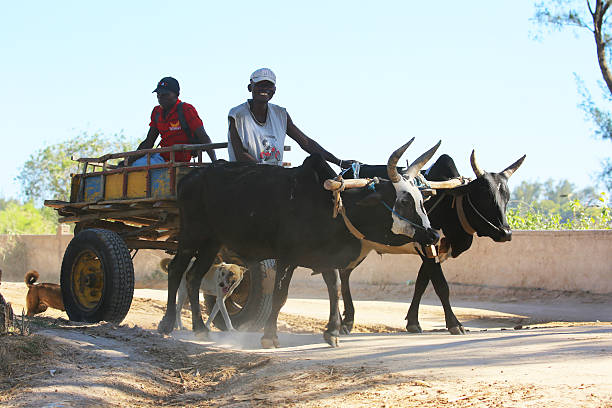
259, 137, 282, 164
169, 121, 181, 131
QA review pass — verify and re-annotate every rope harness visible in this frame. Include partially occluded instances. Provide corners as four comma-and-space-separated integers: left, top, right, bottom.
452, 192, 506, 236
328, 171, 504, 260
328, 175, 436, 258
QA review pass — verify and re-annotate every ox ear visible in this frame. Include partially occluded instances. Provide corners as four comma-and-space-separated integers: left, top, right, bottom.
356, 192, 382, 207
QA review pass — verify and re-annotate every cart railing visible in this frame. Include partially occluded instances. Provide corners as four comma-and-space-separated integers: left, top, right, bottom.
43, 142, 291, 252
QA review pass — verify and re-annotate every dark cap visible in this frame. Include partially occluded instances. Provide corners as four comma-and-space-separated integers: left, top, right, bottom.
153, 77, 180, 94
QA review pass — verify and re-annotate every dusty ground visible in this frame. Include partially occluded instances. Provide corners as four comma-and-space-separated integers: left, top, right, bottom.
1, 281, 611, 407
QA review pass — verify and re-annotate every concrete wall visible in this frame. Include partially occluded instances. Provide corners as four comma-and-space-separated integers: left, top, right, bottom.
1, 230, 610, 293
292, 230, 612, 294
0, 233, 167, 284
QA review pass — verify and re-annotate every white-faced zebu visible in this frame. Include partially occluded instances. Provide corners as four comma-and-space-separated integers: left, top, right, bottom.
157, 139, 441, 348
334, 151, 525, 335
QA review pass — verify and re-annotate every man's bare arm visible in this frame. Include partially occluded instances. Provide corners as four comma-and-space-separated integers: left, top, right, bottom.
128, 127, 159, 164
193, 126, 217, 161
286, 113, 357, 168
228, 117, 258, 163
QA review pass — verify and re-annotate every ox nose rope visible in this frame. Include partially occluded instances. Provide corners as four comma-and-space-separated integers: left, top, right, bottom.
378, 200, 430, 233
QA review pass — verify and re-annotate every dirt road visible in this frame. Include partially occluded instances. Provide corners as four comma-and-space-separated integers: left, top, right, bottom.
1, 282, 611, 407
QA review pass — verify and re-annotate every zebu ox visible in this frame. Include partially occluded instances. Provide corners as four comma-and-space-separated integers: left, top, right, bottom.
335, 151, 525, 335
157, 140, 441, 348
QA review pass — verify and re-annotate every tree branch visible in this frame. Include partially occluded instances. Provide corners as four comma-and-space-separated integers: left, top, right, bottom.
591, 0, 612, 94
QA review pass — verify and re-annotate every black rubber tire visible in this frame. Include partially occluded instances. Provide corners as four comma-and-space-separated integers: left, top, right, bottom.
61, 228, 134, 324
204, 262, 274, 331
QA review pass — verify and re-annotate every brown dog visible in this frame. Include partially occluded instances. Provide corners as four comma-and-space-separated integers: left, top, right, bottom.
25, 270, 64, 316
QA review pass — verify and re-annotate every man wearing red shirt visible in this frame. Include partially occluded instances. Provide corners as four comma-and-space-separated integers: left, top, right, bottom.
130, 77, 217, 165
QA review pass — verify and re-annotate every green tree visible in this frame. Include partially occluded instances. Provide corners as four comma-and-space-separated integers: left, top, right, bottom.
0, 202, 57, 235
533, 0, 612, 189
16, 132, 137, 203
511, 180, 543, 204
509, 179, 611, 228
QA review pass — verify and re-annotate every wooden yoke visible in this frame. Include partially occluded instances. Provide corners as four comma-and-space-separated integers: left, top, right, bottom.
323, 178, 373, 191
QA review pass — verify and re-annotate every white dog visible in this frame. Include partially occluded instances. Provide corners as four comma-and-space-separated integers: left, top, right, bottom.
160, 258, 245, 331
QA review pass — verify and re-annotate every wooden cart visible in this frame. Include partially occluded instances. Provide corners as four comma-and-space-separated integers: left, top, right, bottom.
44, 143, 288, 326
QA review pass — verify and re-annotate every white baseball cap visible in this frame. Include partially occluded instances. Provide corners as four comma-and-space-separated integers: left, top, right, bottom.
250, 68, 276, 85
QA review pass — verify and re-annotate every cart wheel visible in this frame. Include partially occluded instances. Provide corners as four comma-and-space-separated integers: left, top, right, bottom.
204, 260, 274, 331
61, 228, 134, 323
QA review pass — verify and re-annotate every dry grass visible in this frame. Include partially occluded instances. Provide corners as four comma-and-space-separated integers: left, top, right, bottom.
0, 334, 56, 391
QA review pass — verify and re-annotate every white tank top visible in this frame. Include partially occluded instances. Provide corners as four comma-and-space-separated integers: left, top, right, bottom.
227, 101, 288, 166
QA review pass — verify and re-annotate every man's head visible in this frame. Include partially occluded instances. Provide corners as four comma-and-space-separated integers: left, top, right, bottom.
248, 68, 276, 103
153, 76, 180, 109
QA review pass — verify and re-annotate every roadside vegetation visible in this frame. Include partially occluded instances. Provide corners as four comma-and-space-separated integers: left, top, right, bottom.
508, 179, 611, 230
0, 200, 57, 235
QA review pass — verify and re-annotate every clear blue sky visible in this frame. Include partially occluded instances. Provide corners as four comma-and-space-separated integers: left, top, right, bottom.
1, 1, 610, 200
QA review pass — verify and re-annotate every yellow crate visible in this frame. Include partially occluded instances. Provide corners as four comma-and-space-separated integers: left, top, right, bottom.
104, 174, 123, 200
80, 166, 195, 202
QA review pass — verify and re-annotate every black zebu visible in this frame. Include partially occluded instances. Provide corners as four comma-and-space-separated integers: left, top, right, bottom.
157, 140, 441, 347
335, 151, 525, 335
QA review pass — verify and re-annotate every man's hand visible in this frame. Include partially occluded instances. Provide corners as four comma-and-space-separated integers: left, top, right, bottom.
339, 159, 360, 169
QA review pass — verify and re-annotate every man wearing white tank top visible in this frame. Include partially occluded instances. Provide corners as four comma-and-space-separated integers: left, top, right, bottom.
227, 68, 357, 290
228, 68, 357, 168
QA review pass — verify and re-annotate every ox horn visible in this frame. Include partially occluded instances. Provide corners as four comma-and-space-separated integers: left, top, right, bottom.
404, 140, 442, 179
387, 138, 415, 183
501, 154, 526, 179
470, 150, 485, 178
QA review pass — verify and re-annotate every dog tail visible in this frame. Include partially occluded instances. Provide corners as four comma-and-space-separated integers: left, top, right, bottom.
160, 258, 171, 274
25, 270, 39, 287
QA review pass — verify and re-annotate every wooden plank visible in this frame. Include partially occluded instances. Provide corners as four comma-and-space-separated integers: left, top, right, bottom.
170, 162, 176, 196
76, 220, 141, 234
83, 205, 114, 211
76, 142, 229, 163
97, 197, 176, 205
152, 201, 175, 208
109, 218, 155, 227
44, 200, 72, 208
82, 161, 207, 177
121, 224, 178, 239
122, 168, 128, 199
124, 240, 178, 251
58, 208, 175, 224
110, 215, 176, 225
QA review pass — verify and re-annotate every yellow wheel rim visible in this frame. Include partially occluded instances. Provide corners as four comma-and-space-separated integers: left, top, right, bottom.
72, 249, 104, 311
225, 269, 250, 316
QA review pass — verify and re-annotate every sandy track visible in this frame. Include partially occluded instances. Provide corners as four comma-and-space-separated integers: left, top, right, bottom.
1, 282, 611, 407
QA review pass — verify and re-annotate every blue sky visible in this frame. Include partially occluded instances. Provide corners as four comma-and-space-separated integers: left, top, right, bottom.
1, 1, 610, 200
